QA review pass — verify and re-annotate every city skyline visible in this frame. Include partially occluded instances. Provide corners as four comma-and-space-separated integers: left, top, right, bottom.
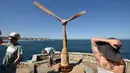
0, 0, 130, 39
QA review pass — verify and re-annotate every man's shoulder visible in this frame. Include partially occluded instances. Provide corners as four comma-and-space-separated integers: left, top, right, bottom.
14, 43, 22, 49
3, 43, 10, 47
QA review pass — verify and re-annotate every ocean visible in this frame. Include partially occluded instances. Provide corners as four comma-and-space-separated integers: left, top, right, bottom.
0, 39, 130, 62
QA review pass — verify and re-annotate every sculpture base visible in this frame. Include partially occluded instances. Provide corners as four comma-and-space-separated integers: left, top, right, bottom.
58, 64, 73, 72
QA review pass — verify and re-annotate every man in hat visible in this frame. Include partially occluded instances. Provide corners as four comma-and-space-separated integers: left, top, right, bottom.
0, 32, 23, 73
91, 38, 126, 73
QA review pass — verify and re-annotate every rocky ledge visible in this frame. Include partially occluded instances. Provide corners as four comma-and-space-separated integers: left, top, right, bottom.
16, 52, 130, 73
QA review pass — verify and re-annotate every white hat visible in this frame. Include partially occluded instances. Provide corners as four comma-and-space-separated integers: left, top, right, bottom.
8, 32, 20, 40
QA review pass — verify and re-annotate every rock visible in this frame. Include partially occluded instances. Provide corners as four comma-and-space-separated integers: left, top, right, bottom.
16, 52, 130, 73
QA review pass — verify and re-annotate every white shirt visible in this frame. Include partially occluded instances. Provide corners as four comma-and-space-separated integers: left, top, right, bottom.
44, 47, 55, 54
44, 47, 55, 59
97, 57, 114, 73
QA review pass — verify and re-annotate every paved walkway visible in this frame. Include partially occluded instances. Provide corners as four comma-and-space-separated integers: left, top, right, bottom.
36, 59, 97, 73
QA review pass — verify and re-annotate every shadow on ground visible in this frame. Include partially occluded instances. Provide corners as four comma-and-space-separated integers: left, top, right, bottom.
71, 58, 83, 67
47, 70, 60, 73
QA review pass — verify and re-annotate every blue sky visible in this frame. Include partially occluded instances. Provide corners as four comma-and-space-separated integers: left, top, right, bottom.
0, 0, 130, 39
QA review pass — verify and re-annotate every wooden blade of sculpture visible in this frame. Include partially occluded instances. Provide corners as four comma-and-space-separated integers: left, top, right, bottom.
67, 11, 86, 22
34, 1, 62, 22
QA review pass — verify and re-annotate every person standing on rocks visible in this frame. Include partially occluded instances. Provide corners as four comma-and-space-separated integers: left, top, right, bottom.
91, 38, 127, 73
0, 31, 23, 73
42, 47, 55, 67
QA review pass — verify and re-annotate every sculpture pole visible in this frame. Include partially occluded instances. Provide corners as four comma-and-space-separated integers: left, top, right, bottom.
59, 20, 72, 72
61, 25, 69, 66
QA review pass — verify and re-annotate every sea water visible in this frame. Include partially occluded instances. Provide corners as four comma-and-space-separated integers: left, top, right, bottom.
0, 39, 130, 62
